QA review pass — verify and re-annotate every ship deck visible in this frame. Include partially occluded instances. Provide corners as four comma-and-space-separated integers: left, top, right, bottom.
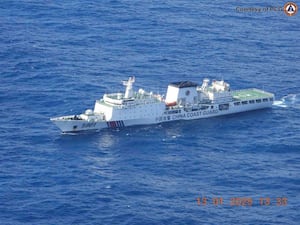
232, 88, 274, 101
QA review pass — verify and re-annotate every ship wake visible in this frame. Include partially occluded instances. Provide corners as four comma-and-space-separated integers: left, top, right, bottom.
273, 94, 300, 109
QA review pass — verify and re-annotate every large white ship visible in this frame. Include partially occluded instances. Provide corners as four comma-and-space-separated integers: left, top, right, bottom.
50, 77, 275, 133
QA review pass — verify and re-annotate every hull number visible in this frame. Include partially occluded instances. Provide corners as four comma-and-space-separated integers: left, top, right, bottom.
82, 122, 97, 128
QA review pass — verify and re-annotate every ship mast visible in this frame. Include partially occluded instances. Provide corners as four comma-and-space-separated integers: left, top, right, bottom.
123, 76, 135, 98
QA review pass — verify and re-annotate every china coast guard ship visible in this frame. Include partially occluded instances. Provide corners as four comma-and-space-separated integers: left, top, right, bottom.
50, 77, 274, 133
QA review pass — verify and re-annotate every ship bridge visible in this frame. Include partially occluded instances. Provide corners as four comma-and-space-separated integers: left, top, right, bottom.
93, 77, 165, 121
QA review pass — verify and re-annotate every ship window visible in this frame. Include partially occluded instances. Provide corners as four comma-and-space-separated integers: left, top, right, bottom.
219, 103, 229, 110
179, 98, 186, 105
211, 105, 214, 109
263, 98, 268, 102
242, 101, 248, 105
269, 97, 274, 101
193, 96, 197, 103
256, 99, 261, 103
249, 100, 255, 104
234, 102, 240, 106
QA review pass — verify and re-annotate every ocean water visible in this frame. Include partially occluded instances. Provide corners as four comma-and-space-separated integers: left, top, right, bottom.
1, 0, 299, 224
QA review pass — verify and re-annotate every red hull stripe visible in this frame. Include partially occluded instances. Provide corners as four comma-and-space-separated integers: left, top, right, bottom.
107, 121, 124, 128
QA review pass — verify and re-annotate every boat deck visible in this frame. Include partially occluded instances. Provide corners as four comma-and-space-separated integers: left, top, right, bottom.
232, 88, 274, 101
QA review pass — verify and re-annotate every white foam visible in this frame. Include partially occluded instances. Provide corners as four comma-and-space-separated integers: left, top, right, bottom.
273, 94, 300, 109
273, 100, 287, 108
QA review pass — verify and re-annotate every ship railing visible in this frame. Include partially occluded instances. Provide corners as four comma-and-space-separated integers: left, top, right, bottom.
103, 94, 124, 105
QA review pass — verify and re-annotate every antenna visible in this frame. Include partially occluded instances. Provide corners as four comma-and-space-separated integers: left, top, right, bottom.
123, 76, 135, 98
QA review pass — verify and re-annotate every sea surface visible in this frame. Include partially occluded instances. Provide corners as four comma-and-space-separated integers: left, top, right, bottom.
1, 0, 299, 224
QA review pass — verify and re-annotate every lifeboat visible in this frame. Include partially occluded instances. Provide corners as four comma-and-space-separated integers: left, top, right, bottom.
165, 101, 177, 107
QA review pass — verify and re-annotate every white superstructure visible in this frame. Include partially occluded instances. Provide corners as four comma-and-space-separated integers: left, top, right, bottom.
50, 77, 274, 133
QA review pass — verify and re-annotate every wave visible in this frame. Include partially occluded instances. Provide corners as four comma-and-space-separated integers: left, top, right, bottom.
273, 94, 300, 109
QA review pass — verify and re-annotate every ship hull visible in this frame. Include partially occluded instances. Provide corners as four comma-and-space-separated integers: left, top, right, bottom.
51, 101, 273, 133
50, 118, 107, 133
155, 101, 273, 124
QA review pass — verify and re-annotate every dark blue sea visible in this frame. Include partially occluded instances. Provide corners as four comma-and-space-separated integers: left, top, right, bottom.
1, 1, 299, 224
